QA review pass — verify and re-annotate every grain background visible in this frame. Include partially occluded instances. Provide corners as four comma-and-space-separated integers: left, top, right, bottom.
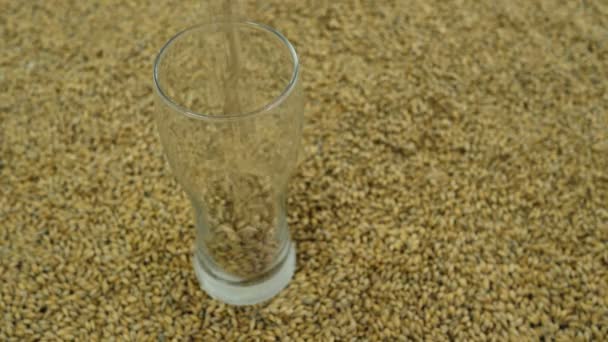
1, 0, 607, 340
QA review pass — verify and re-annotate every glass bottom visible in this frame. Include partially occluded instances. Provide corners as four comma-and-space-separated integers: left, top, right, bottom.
193, 241, 295, 306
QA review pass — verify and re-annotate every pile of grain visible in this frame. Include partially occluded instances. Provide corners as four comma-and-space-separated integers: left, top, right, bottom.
1, 0, 607, 340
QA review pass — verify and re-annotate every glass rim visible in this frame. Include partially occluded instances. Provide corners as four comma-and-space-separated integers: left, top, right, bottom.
153, 21, 300, 121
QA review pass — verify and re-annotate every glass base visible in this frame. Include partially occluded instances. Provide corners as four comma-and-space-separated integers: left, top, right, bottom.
193, 242, 296, 306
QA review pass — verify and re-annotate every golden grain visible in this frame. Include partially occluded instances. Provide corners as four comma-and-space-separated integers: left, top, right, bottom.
1, 0, 607, 340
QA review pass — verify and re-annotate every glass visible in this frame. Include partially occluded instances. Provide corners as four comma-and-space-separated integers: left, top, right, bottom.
153, 21, 303, 305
